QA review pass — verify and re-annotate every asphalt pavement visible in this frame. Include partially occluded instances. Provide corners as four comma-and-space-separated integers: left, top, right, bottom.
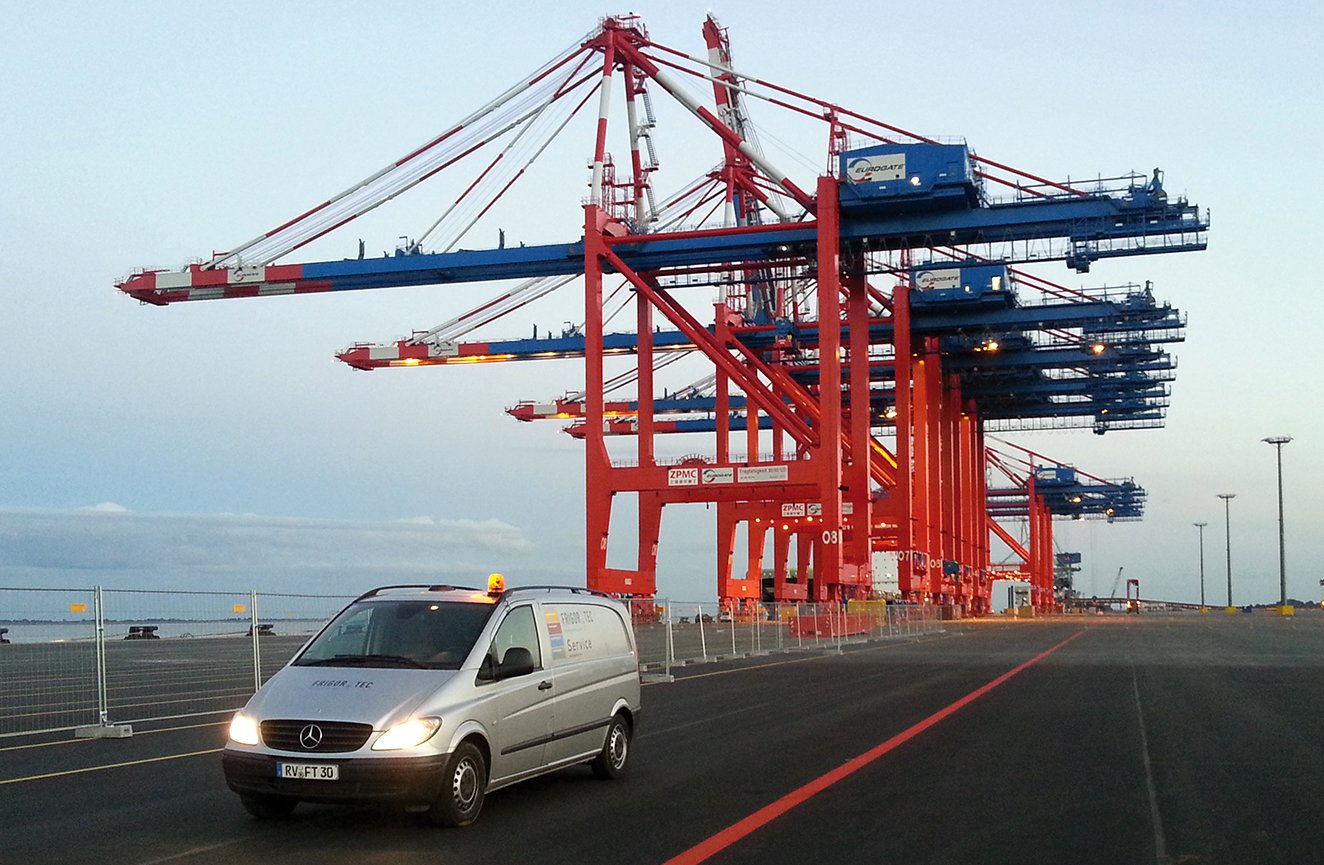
2, 614, 1320, 865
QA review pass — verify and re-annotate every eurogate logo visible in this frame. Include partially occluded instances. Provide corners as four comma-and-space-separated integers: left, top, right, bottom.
845, 154, 905, 183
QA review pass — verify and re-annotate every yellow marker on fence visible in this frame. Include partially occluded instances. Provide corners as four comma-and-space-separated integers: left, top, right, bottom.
69, 603, 87, 614
232, 604, 246, 614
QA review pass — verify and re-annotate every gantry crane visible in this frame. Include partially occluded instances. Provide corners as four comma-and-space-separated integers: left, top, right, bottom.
117, 15, 1207, 613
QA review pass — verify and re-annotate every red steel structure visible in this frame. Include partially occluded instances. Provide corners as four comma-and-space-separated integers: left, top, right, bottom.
570, 20, 1053, 612
116, 16, 1206, 615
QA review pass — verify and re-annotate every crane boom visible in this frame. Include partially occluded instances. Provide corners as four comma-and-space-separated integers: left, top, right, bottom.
118, 186, 1204, 305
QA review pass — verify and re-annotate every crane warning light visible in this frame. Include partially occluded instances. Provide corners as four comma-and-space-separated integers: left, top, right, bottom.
487, 573, 506, 595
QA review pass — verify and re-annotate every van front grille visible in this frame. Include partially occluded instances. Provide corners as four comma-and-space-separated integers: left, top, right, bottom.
261, 719, 373, 753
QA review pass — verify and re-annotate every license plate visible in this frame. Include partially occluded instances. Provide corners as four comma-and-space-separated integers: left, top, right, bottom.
278, 762, 339, 781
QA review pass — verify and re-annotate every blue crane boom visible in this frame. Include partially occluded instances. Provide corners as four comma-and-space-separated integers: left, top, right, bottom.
117, 173, 1205, 305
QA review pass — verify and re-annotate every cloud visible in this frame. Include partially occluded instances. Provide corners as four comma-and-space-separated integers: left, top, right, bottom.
0, 507, 547, 595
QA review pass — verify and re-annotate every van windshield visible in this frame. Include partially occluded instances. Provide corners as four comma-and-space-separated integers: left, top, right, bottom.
294, 600, 496, 670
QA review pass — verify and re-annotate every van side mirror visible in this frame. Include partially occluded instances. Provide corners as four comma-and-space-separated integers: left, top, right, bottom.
497, 647, 535, 679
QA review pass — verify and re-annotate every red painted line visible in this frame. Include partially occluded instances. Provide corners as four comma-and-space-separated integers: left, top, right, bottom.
661, 630, 1086, 865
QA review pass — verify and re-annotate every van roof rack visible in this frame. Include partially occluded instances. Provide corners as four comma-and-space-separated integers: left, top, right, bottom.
502, 585, 613, 599
356, 584, 481, 600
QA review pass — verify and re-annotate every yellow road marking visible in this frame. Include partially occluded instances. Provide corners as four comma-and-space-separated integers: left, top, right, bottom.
0, 748, 222, 785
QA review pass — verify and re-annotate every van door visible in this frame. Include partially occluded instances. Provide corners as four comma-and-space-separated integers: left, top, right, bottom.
541, 603, 632, 763
483, 604, 554, 784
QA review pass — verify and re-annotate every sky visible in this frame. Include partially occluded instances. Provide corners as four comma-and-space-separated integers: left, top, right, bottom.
2, 0, 1321, 607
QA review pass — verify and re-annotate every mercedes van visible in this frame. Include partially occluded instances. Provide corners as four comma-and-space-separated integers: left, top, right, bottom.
221, 580, 641, 826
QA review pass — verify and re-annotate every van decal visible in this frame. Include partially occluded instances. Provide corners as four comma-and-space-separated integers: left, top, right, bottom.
544, 609, 566, 661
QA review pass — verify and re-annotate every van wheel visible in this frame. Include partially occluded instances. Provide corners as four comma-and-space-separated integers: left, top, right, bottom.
239, 793, 297, 819
426, 742, 486, 827
591, 714, 631, 780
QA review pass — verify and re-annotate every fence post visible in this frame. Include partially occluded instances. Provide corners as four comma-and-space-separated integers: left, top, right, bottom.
697, 605, 707, 661
94, 585, 108, 725
74, 586, 132, 738
664, 600, 673, 678
250, 590, 261, 691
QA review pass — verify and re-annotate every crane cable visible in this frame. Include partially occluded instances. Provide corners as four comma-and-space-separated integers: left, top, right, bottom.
206, 29, 600, 270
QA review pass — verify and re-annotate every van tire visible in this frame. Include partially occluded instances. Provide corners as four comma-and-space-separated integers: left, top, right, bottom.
427, 742, 486, 827
590, 714, 631, 780
239, 793, 297, 819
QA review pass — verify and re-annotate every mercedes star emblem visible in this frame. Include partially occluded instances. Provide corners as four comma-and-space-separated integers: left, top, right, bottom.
298, 724, 324, 749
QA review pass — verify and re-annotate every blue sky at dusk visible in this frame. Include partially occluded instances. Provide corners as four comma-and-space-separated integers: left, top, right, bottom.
2, 1, 1320, 604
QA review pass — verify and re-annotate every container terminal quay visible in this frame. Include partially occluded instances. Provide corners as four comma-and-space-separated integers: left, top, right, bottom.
2, 613, 1322, 864
7, 10, 1311, 865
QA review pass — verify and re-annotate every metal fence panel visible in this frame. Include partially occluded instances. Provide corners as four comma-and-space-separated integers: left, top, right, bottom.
4, 584, 943, 738
0, 588, 98, 737
100, 589, 266, 725
252, 592, 354, 684
624, 598, 945, 672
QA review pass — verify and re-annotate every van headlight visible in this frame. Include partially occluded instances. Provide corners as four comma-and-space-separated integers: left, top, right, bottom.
229, 713, 260, 746
372, 717, 441, 751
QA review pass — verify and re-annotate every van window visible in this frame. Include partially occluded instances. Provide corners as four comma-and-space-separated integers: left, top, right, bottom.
294, 601, 495, 670
490, 605, 542, 670
544, 603, 631, 662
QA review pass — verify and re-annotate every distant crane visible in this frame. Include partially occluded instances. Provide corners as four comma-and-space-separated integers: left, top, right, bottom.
1109, 566, 1125, 599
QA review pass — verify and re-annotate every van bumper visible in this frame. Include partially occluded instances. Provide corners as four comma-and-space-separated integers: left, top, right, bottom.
222, 748, 448, 805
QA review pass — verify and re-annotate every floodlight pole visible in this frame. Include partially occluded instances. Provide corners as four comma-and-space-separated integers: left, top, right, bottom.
1262, 436, 1292, 607
1193, 522, 1207, 607
1217, 494, 1236, 607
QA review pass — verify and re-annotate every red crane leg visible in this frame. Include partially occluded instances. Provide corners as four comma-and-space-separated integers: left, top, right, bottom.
977, 421, 990, 610
714, 302, 733, 464
814, 175, 846, 599
844, 271, 873, 595
923, 345, 943, 600
773, 526, 789, 600
913, 348, 943, 599
892, 283, 916, 598
747, 519, 768, 607
584, 205, 613, 592
935, 376, 953, 601
637, 276, 655, 465
942, 376, 961, 570
637, 492, 662, 597
717, 501, 738, 603
797, 532, 815, 601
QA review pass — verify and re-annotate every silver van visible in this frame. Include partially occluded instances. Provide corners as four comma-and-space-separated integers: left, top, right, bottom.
222, 580, 641, 826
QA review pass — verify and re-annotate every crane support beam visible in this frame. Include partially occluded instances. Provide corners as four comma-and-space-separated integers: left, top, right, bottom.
340, 294, 1182, 368
118, 193, 1205, 305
